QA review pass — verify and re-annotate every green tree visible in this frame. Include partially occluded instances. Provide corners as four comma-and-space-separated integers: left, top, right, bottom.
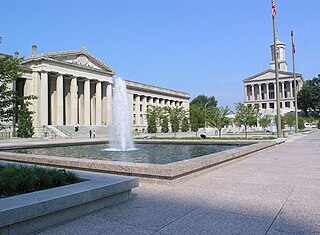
190, 95, 217, 108
17, 104, 34, 138
297, 75, 320, 115
146, 106, 163, 134
234, 102, 258, 138
283, 114, 295, 130
298, 117, 305, 130
166, 107, 185, 137
0, 55, 21, 129
189, 105, 205, 135
181, 116, 190, 132
259, 116, 271, 130
160, 114, 169, 133
207, 106, 230, 137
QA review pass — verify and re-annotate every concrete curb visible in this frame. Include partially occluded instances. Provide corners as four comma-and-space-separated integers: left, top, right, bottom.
0, 164, 139, 235
0, 140, 282, 181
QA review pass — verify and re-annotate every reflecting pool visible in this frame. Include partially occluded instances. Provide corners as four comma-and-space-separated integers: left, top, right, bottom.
9, 143, 241, 164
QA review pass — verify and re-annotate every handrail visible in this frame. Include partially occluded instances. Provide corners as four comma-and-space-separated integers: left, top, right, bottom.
53, 125, 72, 138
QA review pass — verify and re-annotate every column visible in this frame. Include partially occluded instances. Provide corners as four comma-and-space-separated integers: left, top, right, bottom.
56, 74, 64, 125
78, 81, 84, 125
142, 96, 147, 126
95, 81, 102, 125
244, 85, 248, 101
83, 79, 90, 125
40, 72, 48, 125
281, 82, 285, 98
32, 72, 40, 127
70, 76, 78, 125
289, 81, 293, 98
135, 95, 140, 127
106, 83, 112, 125
266, 83, 269, 100
250, 85, 253, 101
90, 82, 95, 125
258, 84, 262, 101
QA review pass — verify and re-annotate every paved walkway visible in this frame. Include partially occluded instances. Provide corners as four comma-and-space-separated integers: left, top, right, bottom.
37, 131, 320, 234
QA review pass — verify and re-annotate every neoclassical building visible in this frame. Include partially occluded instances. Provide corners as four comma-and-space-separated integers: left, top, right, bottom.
10, 45, 189, 135
243, 38, 304, 115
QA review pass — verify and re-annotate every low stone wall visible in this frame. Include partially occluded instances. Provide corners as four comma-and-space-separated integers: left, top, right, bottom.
0, 164, 139, 235
0, 140, 282, 181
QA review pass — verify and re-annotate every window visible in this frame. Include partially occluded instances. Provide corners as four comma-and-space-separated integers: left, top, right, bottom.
262, 103, 267, 109
133, 103, 136, 112
140, 104, 142, 112
285, 102, 290, 108
270, 103, 274, 109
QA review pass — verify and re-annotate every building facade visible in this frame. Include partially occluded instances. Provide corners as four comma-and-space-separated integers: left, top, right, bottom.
243, 38, 304, 115
11, 45, 189, 134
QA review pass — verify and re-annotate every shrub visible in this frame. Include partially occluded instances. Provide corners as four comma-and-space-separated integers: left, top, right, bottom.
0, 165, 80, 198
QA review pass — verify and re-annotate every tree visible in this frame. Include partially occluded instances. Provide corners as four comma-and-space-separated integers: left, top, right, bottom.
190, 95, 217, 108
17, 104, 34, 138
146, 106, 163, 134
0, 55, 21, 129
259, 116, 271, 130
181, 116, 190, 132
207, 106, 231, 137
234, 102, 258, 138
160, 115, 169, 133
298, 75, 320, 115
166, 107, 185, 137
189, 105, 205, 136
282, 114, 295, 130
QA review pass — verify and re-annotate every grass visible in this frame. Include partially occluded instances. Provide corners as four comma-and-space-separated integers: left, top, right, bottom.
136, 136, 276, 141
0, 165, 80, 198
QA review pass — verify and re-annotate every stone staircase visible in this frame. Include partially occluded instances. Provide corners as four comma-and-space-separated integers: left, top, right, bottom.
57, 125, 111, 139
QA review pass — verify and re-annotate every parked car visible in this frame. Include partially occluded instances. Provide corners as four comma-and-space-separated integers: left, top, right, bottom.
304, 123, 317, 128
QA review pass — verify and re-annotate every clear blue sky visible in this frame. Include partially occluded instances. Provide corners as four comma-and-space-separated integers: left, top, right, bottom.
1, 0, 320, 110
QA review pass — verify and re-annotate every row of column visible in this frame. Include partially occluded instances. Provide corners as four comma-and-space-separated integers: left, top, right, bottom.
245, 81, 301, 102
129, 94, 186, 128
29, 71, 112, 127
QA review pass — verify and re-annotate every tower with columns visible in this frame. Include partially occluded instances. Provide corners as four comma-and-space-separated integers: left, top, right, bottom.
243, 37, 304, 115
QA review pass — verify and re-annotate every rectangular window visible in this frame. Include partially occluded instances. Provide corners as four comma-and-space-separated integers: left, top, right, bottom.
140, 104, 143, 112
140, 114, 143, 125
270, 103, 274, 109
285, 102, 290, 108
262, 103, 267, 109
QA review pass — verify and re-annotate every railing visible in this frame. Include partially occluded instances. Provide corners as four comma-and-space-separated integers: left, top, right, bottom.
42, 126, 57, 139
53, 125, 72, 138
0, 132, 11, 139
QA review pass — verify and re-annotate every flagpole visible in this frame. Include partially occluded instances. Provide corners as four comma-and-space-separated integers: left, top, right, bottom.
291, 30, 298, 133
271, 0, 282, 138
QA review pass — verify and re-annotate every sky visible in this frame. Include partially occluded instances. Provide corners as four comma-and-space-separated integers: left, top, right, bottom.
1, 0, 320, 111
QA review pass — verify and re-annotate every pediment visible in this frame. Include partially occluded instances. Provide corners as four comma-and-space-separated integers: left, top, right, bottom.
244, 69, 299, 83
21, 49, 115, 74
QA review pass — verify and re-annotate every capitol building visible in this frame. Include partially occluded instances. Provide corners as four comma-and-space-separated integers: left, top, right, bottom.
4, 45, 190, 136
243, 38, 304, 116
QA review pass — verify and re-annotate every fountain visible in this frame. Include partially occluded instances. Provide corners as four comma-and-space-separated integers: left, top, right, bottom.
108, 77, 135, 151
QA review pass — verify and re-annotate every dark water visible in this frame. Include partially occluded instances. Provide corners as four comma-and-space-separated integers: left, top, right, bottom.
9, 144, 240, 164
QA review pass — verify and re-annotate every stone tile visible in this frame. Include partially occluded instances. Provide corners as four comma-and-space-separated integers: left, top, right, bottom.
156, 207, 272, 235
91, 196, 198, 231
268, 208, 320, 234
38, 215, 154, 235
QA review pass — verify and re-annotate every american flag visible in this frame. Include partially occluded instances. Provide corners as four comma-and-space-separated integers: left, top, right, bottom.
272, 0, 277, 18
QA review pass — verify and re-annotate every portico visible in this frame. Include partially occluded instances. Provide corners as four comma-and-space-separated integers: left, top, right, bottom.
20, 45, 114, 128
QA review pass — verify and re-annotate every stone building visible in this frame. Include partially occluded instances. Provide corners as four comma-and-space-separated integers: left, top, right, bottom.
243, 38, 304, 115
5, 45, 189, 136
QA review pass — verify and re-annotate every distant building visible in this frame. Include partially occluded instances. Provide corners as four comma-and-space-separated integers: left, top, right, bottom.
243, 38, 304, 116
2, 45, 189, 136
